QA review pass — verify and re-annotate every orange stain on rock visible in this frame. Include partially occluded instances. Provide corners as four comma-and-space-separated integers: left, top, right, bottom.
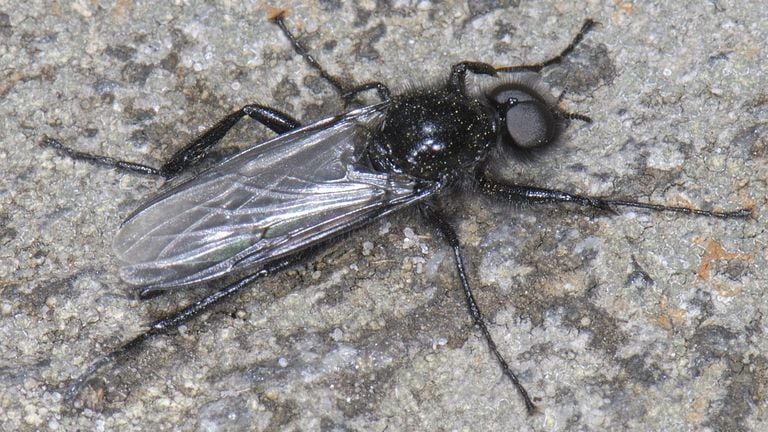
656, 294, 688, 331
693, 238, 750, 281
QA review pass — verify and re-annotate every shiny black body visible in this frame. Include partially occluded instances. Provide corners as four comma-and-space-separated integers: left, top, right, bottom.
367, 88, 495, 181
41, 12, 749, 414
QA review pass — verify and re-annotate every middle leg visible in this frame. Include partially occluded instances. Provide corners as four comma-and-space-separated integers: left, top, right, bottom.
269, 11, 391, 105
420, 204, 537, 414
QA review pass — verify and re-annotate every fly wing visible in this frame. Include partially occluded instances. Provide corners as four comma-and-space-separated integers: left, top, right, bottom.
113, 104, 432, 289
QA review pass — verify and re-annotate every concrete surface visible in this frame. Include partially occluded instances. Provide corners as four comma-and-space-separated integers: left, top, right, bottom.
1, 1, 766, 431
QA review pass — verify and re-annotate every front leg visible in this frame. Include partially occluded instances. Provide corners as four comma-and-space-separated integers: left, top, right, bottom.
477, 175, 751, 219
446, 19, 597, 96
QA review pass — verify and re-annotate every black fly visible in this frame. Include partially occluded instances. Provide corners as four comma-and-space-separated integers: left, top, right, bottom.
42, 11, 750, 414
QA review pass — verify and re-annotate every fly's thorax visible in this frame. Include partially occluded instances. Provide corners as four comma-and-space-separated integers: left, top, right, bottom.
366, 88, 495, 182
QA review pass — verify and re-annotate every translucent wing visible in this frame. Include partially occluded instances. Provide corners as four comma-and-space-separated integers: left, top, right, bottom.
113, 104, 433, 289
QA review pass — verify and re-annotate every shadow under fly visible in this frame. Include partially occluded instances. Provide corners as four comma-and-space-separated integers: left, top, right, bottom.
42, 10, 750, 414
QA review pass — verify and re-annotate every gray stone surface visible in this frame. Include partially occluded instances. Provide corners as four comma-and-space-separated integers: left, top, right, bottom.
1, 1, 766, 430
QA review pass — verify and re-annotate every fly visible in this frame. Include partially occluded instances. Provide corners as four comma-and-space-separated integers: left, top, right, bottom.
42, 10, 750, 414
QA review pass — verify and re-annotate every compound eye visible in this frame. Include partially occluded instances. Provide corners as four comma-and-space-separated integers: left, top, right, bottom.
505, 100, 556, 149
488, 83, 561, 151
490, 85, 540, 106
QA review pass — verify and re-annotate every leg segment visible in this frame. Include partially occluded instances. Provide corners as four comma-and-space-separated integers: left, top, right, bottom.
269, 11, 392, 106
41, 136, 161, 176
270, 11, 347, 96
447, 19, 596, 95
159, 104, 300, 177
342, 81, 391, 103
64, 254, 300, 403
496, 19, 597, 73
447, 62, 498, 95
477, 175, 752, 218
420, 204, 537, 414
42, 104, 300, 179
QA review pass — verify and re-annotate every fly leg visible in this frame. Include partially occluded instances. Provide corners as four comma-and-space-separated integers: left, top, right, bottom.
476, 175, 752, 218
269, 11, 391, 106
420, 204, 538, 415
41, 104, 301, 179
447, 19, 596, 95
270, 10, 347, 97
64, 254, 300, 404
157, 105, 300, 177
495, 19, 597, 74
342, 82, 391, 103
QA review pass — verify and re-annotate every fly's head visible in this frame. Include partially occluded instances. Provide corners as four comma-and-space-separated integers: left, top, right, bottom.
367, 88, 495, 183
484, 82, 567, 160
